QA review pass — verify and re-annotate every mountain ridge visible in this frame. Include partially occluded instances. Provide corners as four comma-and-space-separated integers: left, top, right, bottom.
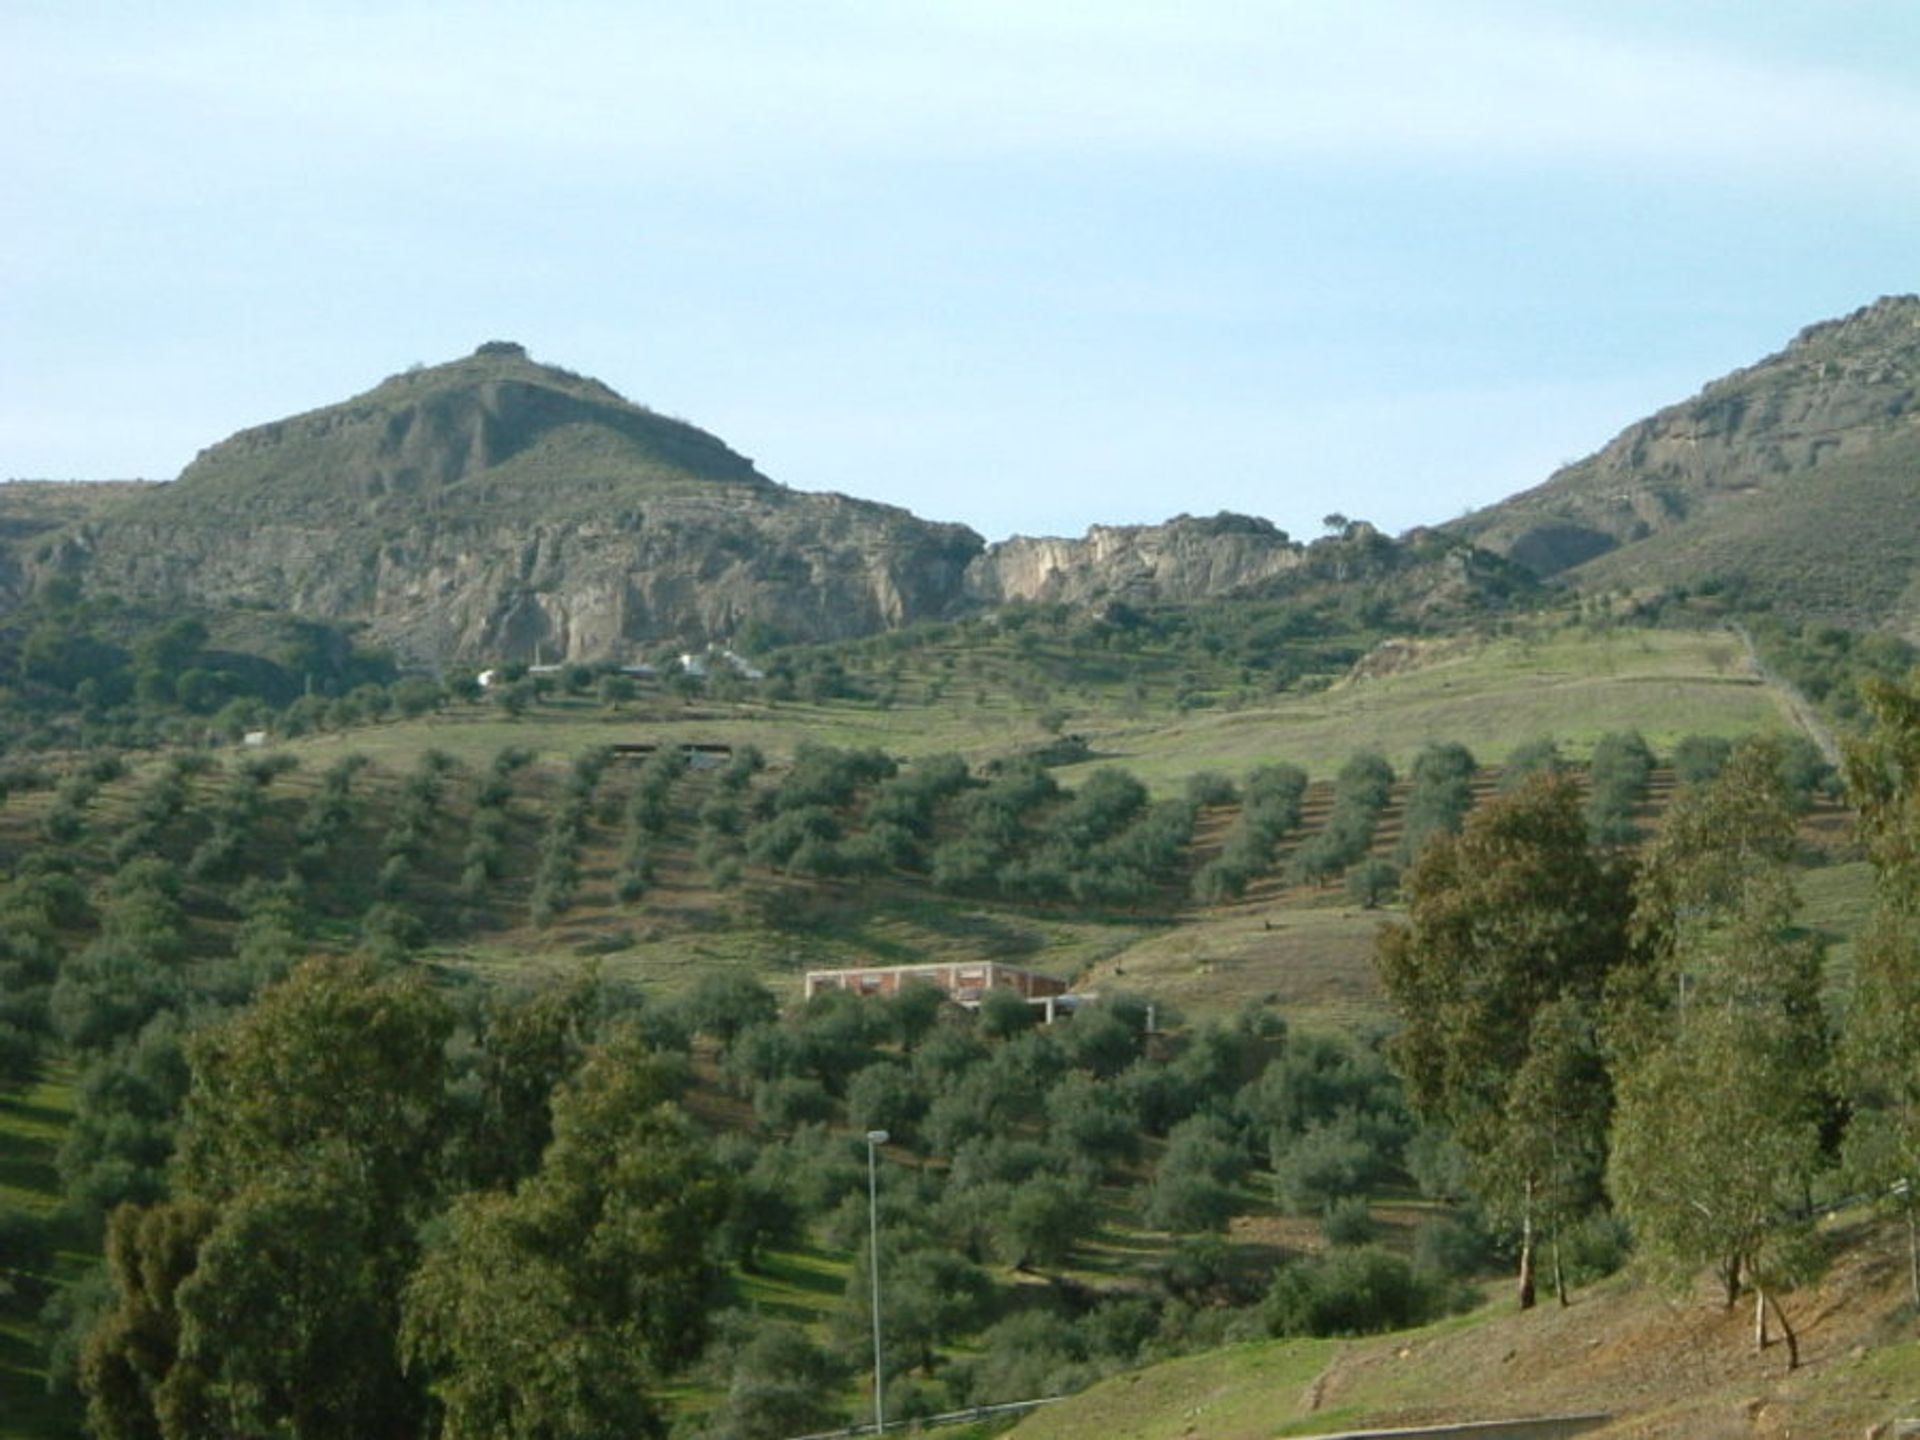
9, 295, 1919, 664
1451, 294, 1920, 629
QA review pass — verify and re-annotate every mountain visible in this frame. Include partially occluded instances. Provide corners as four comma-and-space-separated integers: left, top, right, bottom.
30, 343, 985, 664
1452, 295, 1920, 630
10, 344, 1530, 670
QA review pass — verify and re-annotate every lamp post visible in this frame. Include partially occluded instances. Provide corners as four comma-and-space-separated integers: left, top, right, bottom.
865, 1128, 889, 1436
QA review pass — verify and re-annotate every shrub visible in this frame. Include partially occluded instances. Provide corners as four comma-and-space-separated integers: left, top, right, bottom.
1261, 1245, 1450, 1338
1270, 1117, 1382, 1215
1412, 1210, 1495, 1279
1671, 733, 1733, 785
1321, 1196, 1376, 1247
1555, 1211, 1632, 1288
1344, 858, 1399, 908
1501, 737, 1564, 789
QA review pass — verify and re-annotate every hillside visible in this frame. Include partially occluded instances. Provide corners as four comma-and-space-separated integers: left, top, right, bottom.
0, 611, 1882, 1439
1452, 296, 1920, 633
1011, 1215, 1920, 1439
5, 348, 1546, 675
97, 619, 1820, 1030
32, 343, 986, 664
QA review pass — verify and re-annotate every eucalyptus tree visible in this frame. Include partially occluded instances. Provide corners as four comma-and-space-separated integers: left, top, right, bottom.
1839, 676, 1920, 1305
1376, 772, 1633, 1308
1607, 738, 1830, 1370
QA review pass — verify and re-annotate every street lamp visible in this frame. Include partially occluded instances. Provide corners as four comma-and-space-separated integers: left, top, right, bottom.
865, 1129, 889, 1437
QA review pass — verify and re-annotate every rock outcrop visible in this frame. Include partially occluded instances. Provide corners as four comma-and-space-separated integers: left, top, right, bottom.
965, 513, 1303, 609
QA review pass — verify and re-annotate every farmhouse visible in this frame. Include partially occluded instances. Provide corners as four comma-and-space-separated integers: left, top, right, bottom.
804, 961, 1081, 1020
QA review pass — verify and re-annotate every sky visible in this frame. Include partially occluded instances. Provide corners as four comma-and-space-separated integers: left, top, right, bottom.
5, 2, 1918, 544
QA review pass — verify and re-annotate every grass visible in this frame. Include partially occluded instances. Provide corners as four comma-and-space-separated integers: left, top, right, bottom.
1081, 903, 1392, 1028
1009, 1212, 1920, 1439
1, 1071, 85, 1440
1052, 626, 1792, 792
264, 622, 1799, 797
1010, 1335, 1343, 1440
1797, 858, 1877, 995
733, 1246, 851, 1331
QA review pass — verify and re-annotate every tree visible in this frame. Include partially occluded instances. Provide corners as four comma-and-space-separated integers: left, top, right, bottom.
173, 1147, 414, 1438
1838, 676, 1920, 1305
457, 975, 601, 1190
82, 957, 456, 1439
402, 1033, 729, 1440
698, 1322, 848, 1440
80, 1200, 218, 1440
993, 1174, 1096, 1270
1607, 739, 1830, 1370
1375, 772, 1633, 1308
1482, 997, 1610, 1305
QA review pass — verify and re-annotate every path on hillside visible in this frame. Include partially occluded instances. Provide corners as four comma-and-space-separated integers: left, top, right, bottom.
1731, 623, 1842, 768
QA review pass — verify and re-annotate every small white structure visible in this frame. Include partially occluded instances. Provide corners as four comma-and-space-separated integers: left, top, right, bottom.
719, 648, 766, 680
242, 731, 269, 748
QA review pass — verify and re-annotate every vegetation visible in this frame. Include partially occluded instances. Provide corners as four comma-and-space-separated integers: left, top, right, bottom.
0, 601, 1900, 1436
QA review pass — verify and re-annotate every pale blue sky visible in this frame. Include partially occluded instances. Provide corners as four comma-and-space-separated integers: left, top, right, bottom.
5, 2, 1917, 542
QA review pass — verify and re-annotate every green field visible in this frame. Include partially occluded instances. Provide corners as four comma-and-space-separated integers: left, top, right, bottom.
267, 623, 1798, 793
1053, 626, 1791, 791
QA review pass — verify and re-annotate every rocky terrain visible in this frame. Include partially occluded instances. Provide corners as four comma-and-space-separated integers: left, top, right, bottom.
10, 296, 1920, 664
966, 512, 1305, 609
14, 345, 986, 664
1452, 295, 1920, 628
0, 347, 1422, 666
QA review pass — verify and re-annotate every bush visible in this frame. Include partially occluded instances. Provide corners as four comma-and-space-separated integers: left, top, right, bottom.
1344, 858, 1399, 908
1555, 1211, 1632, 1288
1397, 742, 1476, 863
1501, 737, 1564, 789
1671, 733, 1733, 785
1411, 1211, 1493, 1279
1270, 1117, 1383, 1215
1321, 1196, 1376, 1247
753, 1076, 835, 1132
1585, 730, 1654, 843
699, 1321, 848, 1440
1261, 1245, 1453, 1337
1185, 771, 1238, 808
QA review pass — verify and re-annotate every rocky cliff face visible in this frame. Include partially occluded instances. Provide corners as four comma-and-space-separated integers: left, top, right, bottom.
1454, 295, 1920, 576
965, 513, 1304, 608
21, 343, 1529, 667
45, 346, 986, 665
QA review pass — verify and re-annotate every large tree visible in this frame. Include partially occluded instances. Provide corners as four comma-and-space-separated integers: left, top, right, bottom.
1839, 676, 1920, 1305
1607, 738, 1830, 1370
81, 955, 455, 1440
1376, 772, 1633, 1307
401, 1033, 729, 1440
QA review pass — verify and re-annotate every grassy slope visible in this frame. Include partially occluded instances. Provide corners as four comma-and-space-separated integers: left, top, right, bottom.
245, 621, 1825, 1027
1012, 1217, 1920, 1440
1054, 625, 1787, 792
281, 624, 1793, 788
1568, 432, 1920, 633
0, 1074, 83, 1440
